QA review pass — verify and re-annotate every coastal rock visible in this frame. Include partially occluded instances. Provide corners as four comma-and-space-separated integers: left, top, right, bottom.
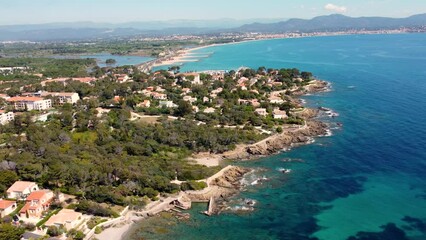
244, 120, 327, 157
291, 80, 329, 96
185, 166, 250, 214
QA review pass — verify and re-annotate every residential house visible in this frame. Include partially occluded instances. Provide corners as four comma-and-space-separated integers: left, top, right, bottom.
192, 106, 199, 113
181, 73, 201, 85
0, 199, 17, 218
159, 101, 177, 108
137, 100, 151, 108
203, 107, 216, 114
7, 181, 39, 199
0, 110, 14, 125
183, 96, 197, 104
238, 77, 249, 84
7, 97, 52, 111
268, 95, 284, 104
20, 190, 54, 219
273, 108, 288, 119
254, 108, 268, 117
249, 99, 261, 108
44, 209, 83, 230
140, 89, 153, 97
114, 74, 130, 83
152, 92, 167, 100
155, 86, 166, 92
210, 88, 223, 98
181, 88, 191, 94
211, 88, 223, 95
238, 83, 247, 91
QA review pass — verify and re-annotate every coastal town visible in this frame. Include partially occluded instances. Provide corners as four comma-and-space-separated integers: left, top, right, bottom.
0, 56, 330, 239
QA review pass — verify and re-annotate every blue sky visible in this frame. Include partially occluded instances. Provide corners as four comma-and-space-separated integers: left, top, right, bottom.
1, 0, 425, 25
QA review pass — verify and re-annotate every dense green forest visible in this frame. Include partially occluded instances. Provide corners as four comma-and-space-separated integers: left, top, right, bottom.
0, 57, 95, 78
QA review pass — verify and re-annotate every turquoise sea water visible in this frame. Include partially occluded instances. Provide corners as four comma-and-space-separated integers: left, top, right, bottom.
130, 34, 426, 240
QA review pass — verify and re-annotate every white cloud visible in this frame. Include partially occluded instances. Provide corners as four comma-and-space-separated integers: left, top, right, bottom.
324, 3, 347, 13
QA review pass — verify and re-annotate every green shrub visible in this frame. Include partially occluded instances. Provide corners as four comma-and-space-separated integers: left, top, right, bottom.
181, 181, 207, 191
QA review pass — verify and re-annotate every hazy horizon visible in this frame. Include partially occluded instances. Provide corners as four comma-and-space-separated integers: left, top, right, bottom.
1, 0, 426, 25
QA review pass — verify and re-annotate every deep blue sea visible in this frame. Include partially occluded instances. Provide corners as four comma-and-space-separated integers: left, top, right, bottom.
131, 34, 426, 240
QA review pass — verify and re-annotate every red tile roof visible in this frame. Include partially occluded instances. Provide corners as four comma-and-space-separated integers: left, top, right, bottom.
0, 200, 15, 209
7, 96, 44, 102
26, 190, 51, 201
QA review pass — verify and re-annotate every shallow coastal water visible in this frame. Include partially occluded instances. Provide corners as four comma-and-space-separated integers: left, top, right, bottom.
128, 34, 426, 240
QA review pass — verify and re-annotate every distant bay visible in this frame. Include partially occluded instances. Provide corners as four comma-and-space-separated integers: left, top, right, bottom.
129, 34, 426, 240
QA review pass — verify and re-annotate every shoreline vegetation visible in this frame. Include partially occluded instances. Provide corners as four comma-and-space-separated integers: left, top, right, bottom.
95, 80, 330, 240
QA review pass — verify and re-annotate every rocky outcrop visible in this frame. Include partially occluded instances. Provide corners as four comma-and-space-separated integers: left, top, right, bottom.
292, 80, 329, 96
210, 166, 249, 189
227, 120, 327, 159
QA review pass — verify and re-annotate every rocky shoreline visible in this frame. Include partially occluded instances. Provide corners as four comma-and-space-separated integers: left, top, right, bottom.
185, 166, 250, 215
221, 120, 327, 160
208, 80, 330, 161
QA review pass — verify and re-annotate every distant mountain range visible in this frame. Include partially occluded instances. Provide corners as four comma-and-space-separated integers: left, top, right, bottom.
236, 14, 426, 33
0, 14, 425, 41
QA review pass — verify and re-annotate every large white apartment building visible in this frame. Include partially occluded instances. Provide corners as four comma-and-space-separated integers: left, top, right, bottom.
7, 97, 52, 111
0, 110, 14, 124
38, 92, 80, 105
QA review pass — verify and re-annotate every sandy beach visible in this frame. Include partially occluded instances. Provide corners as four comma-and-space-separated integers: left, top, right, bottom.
152, 41, 251, 68
94, 212, 137, 240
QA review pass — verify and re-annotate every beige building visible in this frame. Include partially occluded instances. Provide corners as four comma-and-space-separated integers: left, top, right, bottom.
0, 200, 17, 218
254, 108, 268, 117
273, 108, 288, 119
7, 181, 39, 199
203, 107, 216, 114
7, 97, 52, 111
20, 190, 54, 219
37, 92, 80, 105
181, 73, 201, 85
45, 209, 83, 230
